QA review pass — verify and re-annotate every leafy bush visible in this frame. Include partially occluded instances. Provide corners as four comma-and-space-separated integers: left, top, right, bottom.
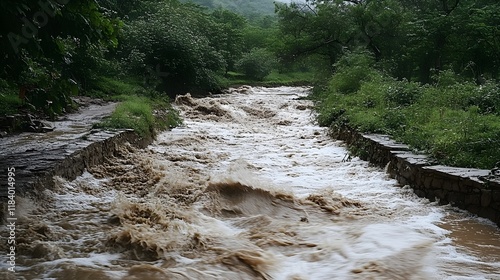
329, 51, 379, 94
236, 48, 276, 80
120, 1, 228, 95
384, 79, 422, 107
468, 81, 500, 115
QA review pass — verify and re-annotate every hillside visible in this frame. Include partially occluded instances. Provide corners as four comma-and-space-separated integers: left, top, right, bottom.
182, 0, 283, 16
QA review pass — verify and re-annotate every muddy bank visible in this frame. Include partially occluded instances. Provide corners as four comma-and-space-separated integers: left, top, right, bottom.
330, 126, 500, 227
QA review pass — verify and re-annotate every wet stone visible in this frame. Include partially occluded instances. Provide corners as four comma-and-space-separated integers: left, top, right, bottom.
424, 165, 490, 180
465, 194, 481, 206
442, 181, 454, 191
0, 102, 118, 197
363, 134, 410, 151
447, 192, 465, 207
466, 204, 481, 214
424, 177, 433, 189
394, 152, 431, 166
479, 208, 498, 222
493, 191, 500, 203
431, 178, 444, 189
482, 190, 493, 207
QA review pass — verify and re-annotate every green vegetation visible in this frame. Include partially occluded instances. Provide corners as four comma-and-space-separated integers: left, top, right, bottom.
0, 0, 312, 127
235, 48, 277, 81
226, 71, 314, 87
314, 51, 500, 169
90, 77, 181, 138
0, 93, 22, 116
0, 0, 305, 136
96, 94, 181, 138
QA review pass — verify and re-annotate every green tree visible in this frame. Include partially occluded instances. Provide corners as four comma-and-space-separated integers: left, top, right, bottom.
119, 0, 226, 95
210, 9, 247, 72
275, 1, 353, 67
0, 0, 119, 114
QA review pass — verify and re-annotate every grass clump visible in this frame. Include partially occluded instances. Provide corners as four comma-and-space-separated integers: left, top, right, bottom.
93, 78, 181, 138
314, 51, 500, 170
99, 96, 154, 137
97, 94, 181, 138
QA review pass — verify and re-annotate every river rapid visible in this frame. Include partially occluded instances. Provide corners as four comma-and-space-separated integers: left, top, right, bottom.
1, 86, 499, 279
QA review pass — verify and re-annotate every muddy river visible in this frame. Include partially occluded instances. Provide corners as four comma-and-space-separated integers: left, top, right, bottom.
1, 87, 499, 279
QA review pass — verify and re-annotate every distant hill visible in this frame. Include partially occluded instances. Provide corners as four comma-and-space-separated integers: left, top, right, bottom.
182, 0, 289, 17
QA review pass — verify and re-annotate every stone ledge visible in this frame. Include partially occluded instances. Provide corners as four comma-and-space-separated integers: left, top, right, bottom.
0, 129, 152, 202
331, 125, 500, 227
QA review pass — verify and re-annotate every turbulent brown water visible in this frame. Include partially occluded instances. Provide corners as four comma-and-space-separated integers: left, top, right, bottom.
1, 86, 499, 279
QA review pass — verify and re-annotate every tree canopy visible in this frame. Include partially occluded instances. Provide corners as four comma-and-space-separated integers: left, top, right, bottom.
276, 0, 500, 83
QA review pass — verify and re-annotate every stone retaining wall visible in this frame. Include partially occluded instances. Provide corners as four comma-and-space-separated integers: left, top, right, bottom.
331, 125, 500, 227
26, 130, 152, 202
0, 129, 152, 218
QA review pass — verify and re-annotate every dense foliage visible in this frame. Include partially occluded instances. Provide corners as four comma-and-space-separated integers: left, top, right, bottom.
0, 0, 298, 117
276, 0, 500, 82
0, 0, 119, 116
0, 1, 213, 117
315, 51, 500, 169
236, 48, 277, 80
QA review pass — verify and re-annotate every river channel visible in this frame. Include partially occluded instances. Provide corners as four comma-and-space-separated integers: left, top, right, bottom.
1, 86, 499, 279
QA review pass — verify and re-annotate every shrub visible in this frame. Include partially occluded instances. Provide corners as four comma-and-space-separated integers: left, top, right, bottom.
384, 79, 422, 107
0, 90, 22, 115
329, 50, 379, 94
100, 96, 154, 137
469, 81, 500, 115
236, 48, 277, 80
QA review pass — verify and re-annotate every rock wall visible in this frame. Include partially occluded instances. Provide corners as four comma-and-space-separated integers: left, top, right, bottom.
331, 125, 500, 227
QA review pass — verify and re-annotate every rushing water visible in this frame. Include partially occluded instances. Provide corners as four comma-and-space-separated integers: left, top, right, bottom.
1, 86, 499, 280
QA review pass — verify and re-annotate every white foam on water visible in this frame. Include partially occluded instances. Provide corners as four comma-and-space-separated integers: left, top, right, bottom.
6, 86, 499, 279
176, 86, 499, 279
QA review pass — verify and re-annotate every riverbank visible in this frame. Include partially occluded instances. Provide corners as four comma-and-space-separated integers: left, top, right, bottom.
2, 86, 498, 279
